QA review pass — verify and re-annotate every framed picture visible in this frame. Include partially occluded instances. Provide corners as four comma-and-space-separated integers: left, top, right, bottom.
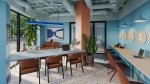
47, 27, 64, 40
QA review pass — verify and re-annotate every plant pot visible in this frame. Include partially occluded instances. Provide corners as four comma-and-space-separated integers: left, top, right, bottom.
86, 56, 94, 64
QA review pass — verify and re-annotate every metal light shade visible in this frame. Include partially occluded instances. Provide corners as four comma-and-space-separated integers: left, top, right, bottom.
122, 21, 128, 27
134, 14, 147, 22
27, 21, 63, 25
115, 25, 120, 29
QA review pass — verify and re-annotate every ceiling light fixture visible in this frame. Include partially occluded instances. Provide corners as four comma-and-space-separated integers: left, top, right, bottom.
115, 13, 120, 29
134, 0, 147, 22
122, 5, 128, 27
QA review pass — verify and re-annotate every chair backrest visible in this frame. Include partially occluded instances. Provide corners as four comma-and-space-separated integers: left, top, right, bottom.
47, 55, 62, 63
116, 65, 130, 84
107, 52, 116, 68
68, 53, 81, 60
19, 58, 39, 68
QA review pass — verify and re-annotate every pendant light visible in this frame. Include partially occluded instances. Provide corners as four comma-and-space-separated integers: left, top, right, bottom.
122, 5, 128, 27
27, 6, 63, 25
134, 0, 147, 22
115, 13, 120, 29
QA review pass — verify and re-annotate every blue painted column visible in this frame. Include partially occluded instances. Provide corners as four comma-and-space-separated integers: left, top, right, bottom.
0, 1, 10, 84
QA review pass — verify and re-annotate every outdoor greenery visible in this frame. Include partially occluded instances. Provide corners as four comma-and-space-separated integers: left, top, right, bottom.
10, 11, 28, 41
23, 17, 42, 46
71, 38, 80, 46
82, 34, 98, 56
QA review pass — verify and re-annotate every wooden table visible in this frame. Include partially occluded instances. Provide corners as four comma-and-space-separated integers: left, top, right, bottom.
110, 45, 150, 83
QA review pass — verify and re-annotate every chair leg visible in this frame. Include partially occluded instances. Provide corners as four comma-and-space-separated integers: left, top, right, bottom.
66, 59, 67, 71
19, 67, 21, 84
62, 65, 64, 79
45, 62, 46, 76
76, 63, 77, 68
81, 61, 84, 73
107, 63, 110, 70
104, 56, 108, 61
109, 70, 117, 82
37, 71, 38, 78
70, 63, 73, 76
58, 67, 59, 73
39, 68, 40, 84
107, 69, 115, 75
47, 65, 49, 83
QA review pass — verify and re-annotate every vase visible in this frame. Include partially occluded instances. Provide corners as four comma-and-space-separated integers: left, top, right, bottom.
86, 56, 94, 64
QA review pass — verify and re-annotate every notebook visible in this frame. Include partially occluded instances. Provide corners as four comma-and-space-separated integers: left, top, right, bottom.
133, 49, 144, 59
62, 44, 70, 51
27, 46, 36, 52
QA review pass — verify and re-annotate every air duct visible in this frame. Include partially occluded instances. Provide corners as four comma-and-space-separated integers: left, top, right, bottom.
109, 0, 117, 7
49, 13, 72, 18
49, 10, 109, 18
14, 0, 32, 13
63, 0, 75, 15
92, 10, 109, 16
92, 4, 110, 9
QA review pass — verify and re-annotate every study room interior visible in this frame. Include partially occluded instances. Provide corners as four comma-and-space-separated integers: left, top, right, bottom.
1, 0, 150, 84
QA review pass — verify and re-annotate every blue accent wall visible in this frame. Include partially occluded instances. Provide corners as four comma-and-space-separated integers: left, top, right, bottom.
106, 21, 119, 48
42, 23, 70, 45
117, 0, 150, 83
0, 1, 10, 84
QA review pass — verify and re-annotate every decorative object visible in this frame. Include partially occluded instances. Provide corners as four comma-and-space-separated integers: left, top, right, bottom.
122, 5, 128, 27
82, 34, 98, 64
47, 28, 64, 40
24, 17, 43, 46
124, 32, 127, 40
129, 32, 135, 42
71, 38, 80, 49
50, 39, 53, 42
27, 21, 63, 25
138, 31, 147, 44
119, 32, 122, 39
134, 0, 147, 22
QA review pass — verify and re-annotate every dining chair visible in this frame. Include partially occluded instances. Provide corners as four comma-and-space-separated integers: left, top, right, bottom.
116, 65, 144, 84
66, 53, 84, 76
45, 55, 64, 83
107, 52, 128, 82
19, 58, 40, 84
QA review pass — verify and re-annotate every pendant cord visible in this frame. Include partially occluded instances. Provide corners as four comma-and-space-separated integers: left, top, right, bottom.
57, 6, 59, 23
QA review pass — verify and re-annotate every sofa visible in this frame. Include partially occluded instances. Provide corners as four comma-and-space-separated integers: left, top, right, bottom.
40, 42, 61, 50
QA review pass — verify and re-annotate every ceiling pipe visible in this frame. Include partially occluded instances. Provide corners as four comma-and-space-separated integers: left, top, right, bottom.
84, 0, 93, 16
14, 0, 32, 13
49, 10, 109, 18
92, 4, 110, 9
109, 0, 117, 6
63, 0, 75, 15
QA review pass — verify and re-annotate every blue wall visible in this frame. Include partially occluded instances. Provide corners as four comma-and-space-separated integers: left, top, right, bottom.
0, 1, 10, 84
42, 23, 70, 45
118, 0, 150, 83
106, 21, 119, 48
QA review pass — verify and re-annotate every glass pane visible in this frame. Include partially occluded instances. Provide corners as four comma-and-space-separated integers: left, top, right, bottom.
71, 23, 76, 43
20, 15, 28, 51
10, 11, 17, 53
95, 22, 105, 53
90, 23, 93, 36
10, 11, 17, 68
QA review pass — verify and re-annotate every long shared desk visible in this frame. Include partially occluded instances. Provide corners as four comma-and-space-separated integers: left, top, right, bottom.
110, 45, 150, 83
6, 48, 85, 62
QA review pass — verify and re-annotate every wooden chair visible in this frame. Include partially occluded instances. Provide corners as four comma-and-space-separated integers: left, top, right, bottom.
116, 65, 144, 84
66, 53, 84, 76
45, 55, 64, 83
107, 52, 128, 82
19, 58, 40, 84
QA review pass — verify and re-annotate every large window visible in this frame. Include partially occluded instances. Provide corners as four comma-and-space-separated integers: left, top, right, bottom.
10, 11, 17, 53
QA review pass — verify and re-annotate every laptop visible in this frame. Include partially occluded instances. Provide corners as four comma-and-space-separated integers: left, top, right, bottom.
133, 49, 144, 58
62, 44, 70, 51
27, 46, 36, 52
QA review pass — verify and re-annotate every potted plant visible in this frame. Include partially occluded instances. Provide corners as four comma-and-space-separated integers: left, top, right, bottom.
82, 34, 98, 64
23, 17, 42, 47
71, 38, 80, 50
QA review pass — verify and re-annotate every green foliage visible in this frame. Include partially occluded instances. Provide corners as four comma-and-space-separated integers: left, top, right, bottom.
23, 17, 43, 46
82, 34, 98, 56
71, 38, 80, 46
